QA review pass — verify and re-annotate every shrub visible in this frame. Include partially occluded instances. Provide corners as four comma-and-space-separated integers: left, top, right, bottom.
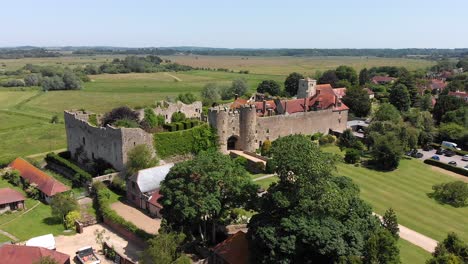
311, 132, 324, 141
261, 140, 272, 157
101, 106, 139, 127
88, 114, 98, 126
2, 169, 22, 187
93, 182, 153, 240
176, 122, 184, 131
45, 153, 92, 186
126, 144, 158, 177
113, 119, 139, 128
65, 211, 81, 230
318, 134, 335, 145
431, 181, 468, 207
25, 183, 40, 199
344, 148, 361, 164
143, 108, 158, 128
171, 112, 186, 123
233, 156, 248, 167
50, 115, 59, 124
154, 124, 217, 159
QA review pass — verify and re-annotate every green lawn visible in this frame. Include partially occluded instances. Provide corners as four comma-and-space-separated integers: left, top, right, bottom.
255, 176, 278, 190
321, 145, 468, 242
399, 239, 431, 264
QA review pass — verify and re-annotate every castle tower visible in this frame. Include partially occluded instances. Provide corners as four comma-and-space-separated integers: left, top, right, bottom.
297, 78, 317, 98
208, 107, 229, 153
239, 105, 257, 152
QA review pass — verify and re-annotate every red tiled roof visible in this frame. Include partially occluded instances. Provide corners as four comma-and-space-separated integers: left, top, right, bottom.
0, 188, 25, 205
230, 98, 248, 109
0, 244, 70, 264
333, 87, 347, 98
9, 158, 70, 197
448, 91, 468, 99
430, 79, 447, 90
363, 88, 375, 95
148, 190, 162, 208
212, 231, 249, 264
371, 76, 396, 84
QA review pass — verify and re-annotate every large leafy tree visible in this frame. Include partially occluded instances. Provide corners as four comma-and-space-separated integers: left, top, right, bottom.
50, 192, 78, 223
284, 72, 304, 96
336, 65, 358, 85
427, 233, 468, 264
373, 103, 401, 123
342, 86, 372, 117
389, 84, 411, 112
159, 150, 258, 244
433, 95, 465, 124
370, 132, 404, 171
359, 68, 370, 86
140, 232, 191, 264
230, 78, 248, 97
257, 80, 281, 96
396, 69, 418, 106
247, 135, 398, 263
318, 70, 339, 87
125, 144, 158, 176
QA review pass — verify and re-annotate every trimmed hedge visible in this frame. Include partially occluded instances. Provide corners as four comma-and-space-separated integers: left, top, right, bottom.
424, 159, 468, 177
154, 124, 217, 158
94, 183, 153, 241
45, 152, 92, 185
163, 120, 200, 132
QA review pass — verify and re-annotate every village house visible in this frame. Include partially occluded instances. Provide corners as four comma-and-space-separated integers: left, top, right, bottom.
0, 244, 70, 264
127, 163, 174, 218
332, 87, 374, 100
208, 231, 249, 264
0, 188, 25, 214
448, 91, 468, 103
371, 76, 396, 85
9, 158, 69, 204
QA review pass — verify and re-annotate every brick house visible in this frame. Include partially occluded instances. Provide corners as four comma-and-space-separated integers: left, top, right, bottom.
0, 244, 70, 264
127, 163, 174, 218
9, 158, 70, 204
0, 188, 25, 214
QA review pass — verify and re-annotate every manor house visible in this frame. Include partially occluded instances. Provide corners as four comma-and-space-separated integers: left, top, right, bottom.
208, 78, 349, 153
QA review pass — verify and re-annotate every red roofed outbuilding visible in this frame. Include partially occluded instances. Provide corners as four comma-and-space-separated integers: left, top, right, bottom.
0, 188, 25, 214
9, 158, 69, 203
0, 244, 70, 264
209, 231, 249, 264
448, 91, 468, 103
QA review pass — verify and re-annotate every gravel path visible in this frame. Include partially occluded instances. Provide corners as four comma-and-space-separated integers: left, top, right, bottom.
110, 202, 160, 234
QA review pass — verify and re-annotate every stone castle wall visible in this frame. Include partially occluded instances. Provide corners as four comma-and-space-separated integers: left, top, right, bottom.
209, 105, 348, 153
64, 111, 153, 171
137, 101, 202, 123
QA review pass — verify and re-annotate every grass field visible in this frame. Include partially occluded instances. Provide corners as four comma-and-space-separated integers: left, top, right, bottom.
398, 239, 431, 264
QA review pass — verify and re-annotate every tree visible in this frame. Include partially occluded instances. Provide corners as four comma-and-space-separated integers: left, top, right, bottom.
24, 74, 41, 86
42, 76, 65, 91
64, 210, 81, 230
318, 70, 339, 87
62, 71, 82, 90
101, 106, 139, 127
284, 72, 304, 96
382, 208, 399, 239
419, 94, 433, 111
230, 78, 248, 97
364, 229, 401, 264
159, 150, 258, 244
260, 139, 272, 157
337, 129, 361, 150
176, 93, 196, 104
342, 86, 372, 117
125, 144, 158, 177
373, 103, 401, 123
257, 80, 281, 96
248, 135, 397, 263
336, 65, 358, 85
442, 107, 468, 127
94, 228, 110, 252
171, 112, 186, 123
50, 192, 78, 223
33, 256, 59, 264
433, 95, 465, 124
344, 148, 360, 164
200, 83, 221, 105
389, 84, 410, 112
431, 181, 468, 207
427, 233, 468, 264
370, 132, 403, 171
396, 71, 418, 106
456, 59, 468, 69
359, 68, 369, 86
140, 232, 190, 264
142, 108, 158, 128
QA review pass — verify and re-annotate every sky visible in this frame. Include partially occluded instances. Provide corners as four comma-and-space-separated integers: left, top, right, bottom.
1, 0, 467, 49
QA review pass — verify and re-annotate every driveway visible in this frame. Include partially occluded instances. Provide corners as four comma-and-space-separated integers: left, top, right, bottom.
419, 149, 467, 168
110, 202, 161, 234
55, 224, 143, 264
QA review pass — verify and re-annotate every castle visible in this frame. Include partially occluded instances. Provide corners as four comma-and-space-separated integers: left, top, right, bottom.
208, 78, 348, 153
64, 78, 348, 170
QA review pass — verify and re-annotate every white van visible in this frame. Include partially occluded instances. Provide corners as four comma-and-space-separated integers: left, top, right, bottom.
441, 141, 461, 150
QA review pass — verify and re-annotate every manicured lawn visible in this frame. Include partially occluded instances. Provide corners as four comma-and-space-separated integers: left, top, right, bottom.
321, 145, 468, 242
255, 176, 278, 190
399, 239, 431, 264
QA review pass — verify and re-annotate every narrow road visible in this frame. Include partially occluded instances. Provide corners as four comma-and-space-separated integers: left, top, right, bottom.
164, 72, 182, 82
0, 229, 18, 242
254, 175, 439, 253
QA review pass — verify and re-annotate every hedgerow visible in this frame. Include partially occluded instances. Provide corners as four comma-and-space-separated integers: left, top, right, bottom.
93, 182, 153, 240
154, 124, 217, 158
45, 152, 92, 186
424, 159, 468, 177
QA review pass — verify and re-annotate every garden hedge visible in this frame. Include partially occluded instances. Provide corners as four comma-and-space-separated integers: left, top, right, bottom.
423, 159, 468, 177
45, 152, 92, 185
154, 124, 217, 158
94, 183, 153, 241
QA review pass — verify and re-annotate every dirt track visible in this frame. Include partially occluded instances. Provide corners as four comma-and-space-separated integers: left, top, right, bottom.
110, 202, 160, 234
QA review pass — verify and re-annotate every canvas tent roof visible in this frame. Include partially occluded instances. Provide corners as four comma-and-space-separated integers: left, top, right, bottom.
135, 163, 174, 193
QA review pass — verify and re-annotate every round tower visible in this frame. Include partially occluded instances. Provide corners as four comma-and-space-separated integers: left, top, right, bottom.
209, 107, 229, 153
239, 104, 257, 152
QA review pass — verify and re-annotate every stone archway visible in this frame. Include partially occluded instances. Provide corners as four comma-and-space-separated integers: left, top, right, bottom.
227, 135, 240, 150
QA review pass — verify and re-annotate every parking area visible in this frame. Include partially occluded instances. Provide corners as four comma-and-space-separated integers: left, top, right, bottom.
55, 224, 143, 264
419, 149, 468, 168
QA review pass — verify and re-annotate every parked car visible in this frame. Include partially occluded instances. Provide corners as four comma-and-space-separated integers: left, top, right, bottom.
431, 155, 440, 161
76, 246, 100, 264
444, 150, 456, 157
406, 149, 418, 157
464, 165, 468, 171
448, 161, 457, 166
422, 145, 433, 151
435, 148, 445, 155
462, 155, 468, 161
412, 152, 423, 158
